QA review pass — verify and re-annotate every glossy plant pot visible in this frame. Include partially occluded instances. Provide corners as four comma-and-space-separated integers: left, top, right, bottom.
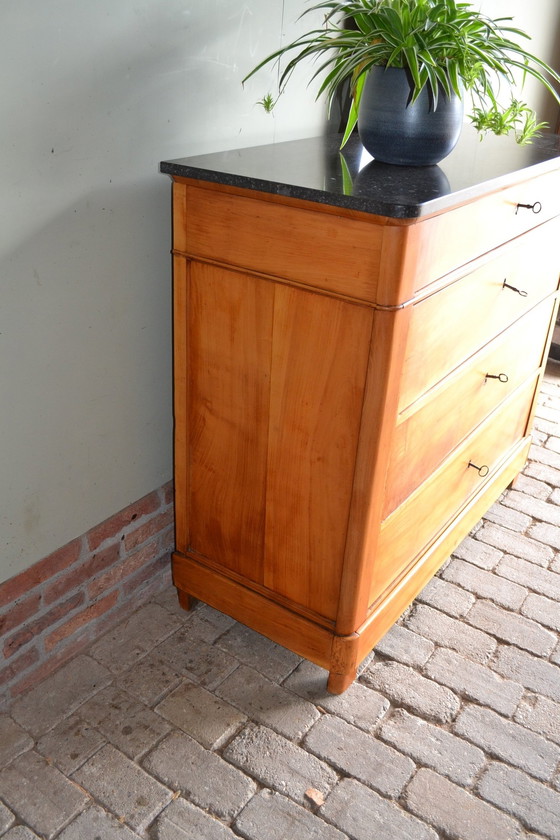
358, 66, 464, 166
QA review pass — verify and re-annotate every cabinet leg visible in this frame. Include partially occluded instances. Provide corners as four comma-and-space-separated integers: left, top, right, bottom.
177, 588, 193, 612
327, 668, 357, 695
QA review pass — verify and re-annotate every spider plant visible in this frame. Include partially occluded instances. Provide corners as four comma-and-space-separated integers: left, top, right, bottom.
243, 0, 560, 146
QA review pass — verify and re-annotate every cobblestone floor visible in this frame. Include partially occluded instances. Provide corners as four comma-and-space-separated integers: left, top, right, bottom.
2, 364, 560, 840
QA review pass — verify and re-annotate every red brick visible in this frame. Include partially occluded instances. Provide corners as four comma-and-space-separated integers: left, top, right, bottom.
94, 597, 139, 640
0, 646, 40, 692
3, 592, 85, 658
122, 554, 170, 597
44, 590, 120, 653
0, 539, 82, 609
87, 490, 161, 551
44, 543, 120, 605
123, 509, 174, 552
0, 594, 42, 637
160, 480, 174, 506
9, 637, 86, 699
87, 540, 160, 599
160, 525, 175, 554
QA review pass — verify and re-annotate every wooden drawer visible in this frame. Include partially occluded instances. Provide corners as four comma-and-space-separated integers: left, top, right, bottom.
384, 297, 556, 516
173, 182, 385, 303
400, 219, 559, 412
371, 377, 537, 607
411, 168, 560, 295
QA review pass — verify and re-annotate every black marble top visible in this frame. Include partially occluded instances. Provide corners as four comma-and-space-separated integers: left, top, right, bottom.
160, 128, 560, 219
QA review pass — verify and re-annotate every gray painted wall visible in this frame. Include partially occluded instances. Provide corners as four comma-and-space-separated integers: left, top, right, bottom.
1, 1, 558, 586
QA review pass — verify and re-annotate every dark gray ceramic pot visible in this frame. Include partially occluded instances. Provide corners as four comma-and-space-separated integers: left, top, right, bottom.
358, 66, 464, 166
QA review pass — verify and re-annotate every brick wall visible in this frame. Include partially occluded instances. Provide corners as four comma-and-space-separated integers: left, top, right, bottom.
0, 481, 175, 707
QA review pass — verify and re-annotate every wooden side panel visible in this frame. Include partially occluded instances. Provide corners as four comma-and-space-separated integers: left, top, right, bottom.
179, 184, 384, 303
187, 261, 273, 582
264, 286, 374, 620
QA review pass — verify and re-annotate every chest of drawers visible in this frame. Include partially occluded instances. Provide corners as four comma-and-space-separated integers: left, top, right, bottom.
162, 132, 560, 692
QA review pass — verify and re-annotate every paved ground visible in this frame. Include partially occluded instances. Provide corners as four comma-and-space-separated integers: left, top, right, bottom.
2, 364, 560, 840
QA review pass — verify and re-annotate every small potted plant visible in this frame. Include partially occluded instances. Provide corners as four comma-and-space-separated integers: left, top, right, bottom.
243, 0, 560, 165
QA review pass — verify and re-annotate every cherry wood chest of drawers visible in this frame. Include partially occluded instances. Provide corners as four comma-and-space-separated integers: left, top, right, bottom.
161, 132, 560, 692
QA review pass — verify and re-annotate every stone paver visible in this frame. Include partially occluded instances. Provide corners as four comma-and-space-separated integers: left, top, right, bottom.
77, 685, 170, 760
155, 680, 246, 749
496, 554, 560, 600
475, 522, 554, 566
36, 714, 106, 775
0, 800, 15, 833
0, 750, 89, 839
492, 645, 560, 701
215, 665, 320, 740
143, 730, 256, 820
155, 798, 238, 840
321, 777, 438, 840
414, 575, 476, 617
56, 805, 142, 839
2, 829, 42, 840
452, 535, 503, 570
522, 592, 560, 631
441, 558, 528, 609
224, 723, 337, 805
454, 704, 560, 781
0, 715, 33, 767
88, 604, 181, 674
10, 655, 111, 737
423, 646, 524, 716
283, 660, 389, 732
379, 709, 486, 785
504, 490, 560, 526
478, 762, 560, 840
304, 714, 415, 798
514, 694, 560, 746
484, 500, 532, 531
465, 599, 557, 656
362, 660, 460, 723
234, 789, 346, 840
5, 366, 560, 840
373, 623, 435, 666
404, 603, 497, 663
530, 522, 560, 550
155, 628, 238, 690
182, 603, 237, 643
216, 623, 302, 682
115, 652, 183, 706
73, 744, 171, 833
405, 767, 524, 840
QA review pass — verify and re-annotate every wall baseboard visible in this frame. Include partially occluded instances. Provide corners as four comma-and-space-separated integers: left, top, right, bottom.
0, 482, 174, 707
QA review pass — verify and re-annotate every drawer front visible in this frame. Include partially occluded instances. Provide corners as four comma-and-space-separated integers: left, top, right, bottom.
372, 378, 536, 607
174, 182, 384, 303
400, 219, 559, 413
411, 168, 560, 295
384, 297, 556, 516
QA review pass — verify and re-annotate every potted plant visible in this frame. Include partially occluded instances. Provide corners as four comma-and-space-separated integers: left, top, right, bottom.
243, 0, 560, 165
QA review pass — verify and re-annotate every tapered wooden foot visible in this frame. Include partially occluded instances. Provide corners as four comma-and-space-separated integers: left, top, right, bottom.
177, 588, 193, 612
327, 668, 356, 695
